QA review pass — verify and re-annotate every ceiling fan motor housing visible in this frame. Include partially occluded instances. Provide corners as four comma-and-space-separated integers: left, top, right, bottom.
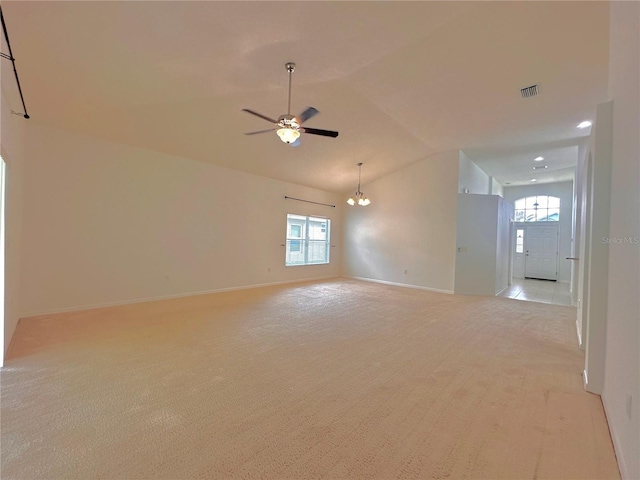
278, 114, 300, 129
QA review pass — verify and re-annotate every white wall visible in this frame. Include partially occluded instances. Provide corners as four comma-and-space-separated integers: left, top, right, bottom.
19, 123, 342, 317
491, 177, 504, 197
454, 194, 511, 296
602, 2, 640, 478
574, 143, 590, 347
584, 101, 613, 397
503, 181, 573, 283
342, 151, 459, 293
455, 194, 497, 295
573, 142, 589, 313
495, 196, 512, 294
458, 150, 491, 194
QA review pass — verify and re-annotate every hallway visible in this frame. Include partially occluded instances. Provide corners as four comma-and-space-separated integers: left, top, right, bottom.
499, 278, 574, 307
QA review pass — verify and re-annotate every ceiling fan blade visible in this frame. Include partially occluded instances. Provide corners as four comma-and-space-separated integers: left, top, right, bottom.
296, 107, 319, 124
242, 108, 278, 124
302, 127, 339, 138
244, 128, 277, 135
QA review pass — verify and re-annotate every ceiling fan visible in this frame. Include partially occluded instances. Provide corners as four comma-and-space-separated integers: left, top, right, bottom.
242, 62, 339, 146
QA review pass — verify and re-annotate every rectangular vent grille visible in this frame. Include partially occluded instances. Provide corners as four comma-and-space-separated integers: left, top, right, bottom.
520, 84, 539, 98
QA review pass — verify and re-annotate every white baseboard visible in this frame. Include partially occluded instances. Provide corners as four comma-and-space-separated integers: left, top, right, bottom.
602, 395, 627, 479
345, 276, 453, 295
20, 275, 339, 318
495, 285, 509, 296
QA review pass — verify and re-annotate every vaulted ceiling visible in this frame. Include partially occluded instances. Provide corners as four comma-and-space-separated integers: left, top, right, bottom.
2, 1, 609, 192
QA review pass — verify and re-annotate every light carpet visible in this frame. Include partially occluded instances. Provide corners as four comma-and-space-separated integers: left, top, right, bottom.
1, 279, 619, 479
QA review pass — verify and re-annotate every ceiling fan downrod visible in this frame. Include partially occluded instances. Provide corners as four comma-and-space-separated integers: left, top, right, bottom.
285, 62, 295, 116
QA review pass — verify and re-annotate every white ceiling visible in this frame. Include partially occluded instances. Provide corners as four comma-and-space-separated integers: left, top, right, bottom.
2, 1, 609, 192
464, 140, 583, 187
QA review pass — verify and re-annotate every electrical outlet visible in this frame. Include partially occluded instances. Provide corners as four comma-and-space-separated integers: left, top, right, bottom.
626, 392, 632, 419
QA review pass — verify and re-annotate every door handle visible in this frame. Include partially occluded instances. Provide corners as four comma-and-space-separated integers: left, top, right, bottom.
566, 257, 579, 260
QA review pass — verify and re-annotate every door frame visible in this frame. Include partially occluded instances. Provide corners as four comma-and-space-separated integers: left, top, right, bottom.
511, 222, 560, 280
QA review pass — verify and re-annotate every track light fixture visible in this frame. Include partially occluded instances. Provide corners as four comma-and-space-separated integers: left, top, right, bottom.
347, 163, 371, 206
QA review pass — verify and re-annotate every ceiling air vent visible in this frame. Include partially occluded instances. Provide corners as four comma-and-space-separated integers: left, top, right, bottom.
520, 84, 540, 98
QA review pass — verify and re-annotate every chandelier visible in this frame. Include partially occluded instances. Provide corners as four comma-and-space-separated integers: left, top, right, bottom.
347, 163, 371, 206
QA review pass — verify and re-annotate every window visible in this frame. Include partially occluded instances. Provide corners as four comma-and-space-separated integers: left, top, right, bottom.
514, 196, 560, 222
289, 224, 302, 252
285, 214, 330, 266
516, 228, 524, 253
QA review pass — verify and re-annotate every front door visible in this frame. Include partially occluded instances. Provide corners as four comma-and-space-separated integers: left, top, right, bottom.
525, 225, 558, 280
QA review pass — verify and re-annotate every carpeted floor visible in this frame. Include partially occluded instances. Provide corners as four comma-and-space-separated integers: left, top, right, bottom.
1, 279, 619, 479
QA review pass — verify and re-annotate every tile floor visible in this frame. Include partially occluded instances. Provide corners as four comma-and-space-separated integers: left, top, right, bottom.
499, 278, 574, 306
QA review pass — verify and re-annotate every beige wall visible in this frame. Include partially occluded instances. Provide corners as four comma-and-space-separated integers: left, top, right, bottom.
603, 2, 640, 478
342, 151, 459, 293
1, 89, 26, 360
19, 123, 342, 317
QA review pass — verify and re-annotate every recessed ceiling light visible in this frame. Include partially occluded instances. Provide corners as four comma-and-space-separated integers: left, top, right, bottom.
533, 165, 548, 170
577, 120, 592, 129
534, 156, 544, 161
530, 179, 537, 182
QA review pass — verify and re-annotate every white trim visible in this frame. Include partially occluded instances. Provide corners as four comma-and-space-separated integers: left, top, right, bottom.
583, 369, 588, 389
602, 395, 627, 479
20, 276, 338, 318
575, 319, 583, 348
495, 285, 509, 296
345, 276, 454, 294
0, 159, 5, 368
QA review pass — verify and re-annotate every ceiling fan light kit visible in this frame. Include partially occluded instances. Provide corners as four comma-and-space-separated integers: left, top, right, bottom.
347, 163, 371, 207
276, 125, 300, 144
242, 62, 339, 145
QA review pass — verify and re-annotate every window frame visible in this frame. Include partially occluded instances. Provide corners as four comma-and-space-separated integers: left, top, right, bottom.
516, 228, 524, 254
514, 196, 560, 223
285, 214, 331, 267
